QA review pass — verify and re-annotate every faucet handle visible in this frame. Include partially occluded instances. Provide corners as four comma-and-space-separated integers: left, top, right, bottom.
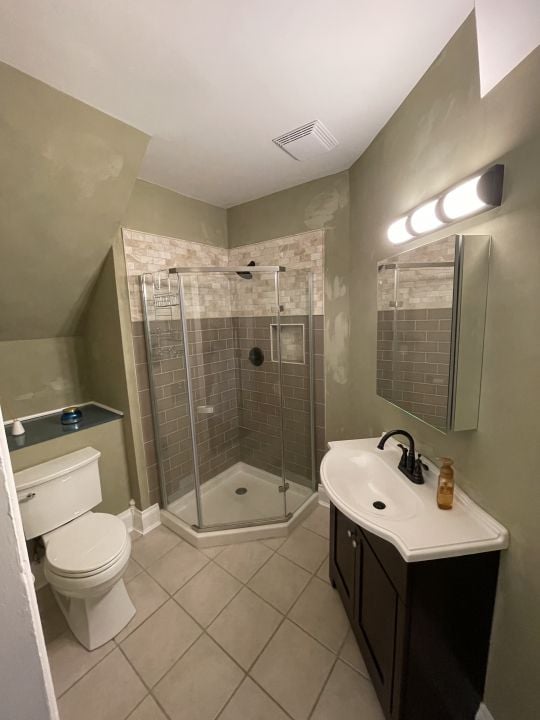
412, 454, 427, 484
397, 443, 408, 469
417, 453, 429, 471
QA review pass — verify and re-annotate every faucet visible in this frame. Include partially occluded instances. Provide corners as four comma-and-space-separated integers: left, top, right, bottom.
377, 429, 427, 484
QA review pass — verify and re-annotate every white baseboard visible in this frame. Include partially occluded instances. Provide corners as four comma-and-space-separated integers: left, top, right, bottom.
317, 483, 330, 507
118, 501, 161, 537
476, 703, 495, 720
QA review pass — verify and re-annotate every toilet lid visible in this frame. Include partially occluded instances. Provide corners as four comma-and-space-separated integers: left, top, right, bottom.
45, 513, 128, 576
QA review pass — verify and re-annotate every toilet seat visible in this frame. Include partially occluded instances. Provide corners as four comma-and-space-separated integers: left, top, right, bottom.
44, 512, 128, 579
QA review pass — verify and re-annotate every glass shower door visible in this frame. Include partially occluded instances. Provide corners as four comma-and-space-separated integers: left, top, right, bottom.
178, 268, 288, 530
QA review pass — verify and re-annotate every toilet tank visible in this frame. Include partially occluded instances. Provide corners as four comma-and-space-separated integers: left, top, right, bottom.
14, 447, 102, 540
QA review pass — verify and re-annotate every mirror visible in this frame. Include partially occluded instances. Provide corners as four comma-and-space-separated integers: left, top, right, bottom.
376, 234, 490, 432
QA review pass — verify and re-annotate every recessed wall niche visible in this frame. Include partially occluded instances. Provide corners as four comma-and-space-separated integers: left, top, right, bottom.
271, 323, 305, 364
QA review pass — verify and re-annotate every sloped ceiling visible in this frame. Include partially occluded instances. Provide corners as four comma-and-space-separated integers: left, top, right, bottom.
0, 62, 149, 340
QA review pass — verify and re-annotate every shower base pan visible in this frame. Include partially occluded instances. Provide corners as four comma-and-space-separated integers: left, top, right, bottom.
161, 462, 319, 548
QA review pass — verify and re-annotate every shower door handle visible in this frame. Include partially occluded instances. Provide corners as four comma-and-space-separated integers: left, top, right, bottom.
196, 406, 215, 415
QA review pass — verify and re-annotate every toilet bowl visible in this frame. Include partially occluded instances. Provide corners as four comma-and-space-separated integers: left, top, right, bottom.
43, 512, 135, 650
15, 447, 135, 650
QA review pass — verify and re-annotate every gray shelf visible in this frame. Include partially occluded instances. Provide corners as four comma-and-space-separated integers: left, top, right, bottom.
6, 403, 123, 453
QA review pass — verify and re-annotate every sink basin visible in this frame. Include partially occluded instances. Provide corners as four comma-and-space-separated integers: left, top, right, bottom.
331, 450, 420, 520
321, 436, 509, 562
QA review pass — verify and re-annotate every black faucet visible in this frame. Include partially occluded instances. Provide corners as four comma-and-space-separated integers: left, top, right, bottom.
377, 430, 427, 484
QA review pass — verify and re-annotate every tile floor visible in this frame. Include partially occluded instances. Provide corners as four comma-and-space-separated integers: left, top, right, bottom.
37, 504, 384, 720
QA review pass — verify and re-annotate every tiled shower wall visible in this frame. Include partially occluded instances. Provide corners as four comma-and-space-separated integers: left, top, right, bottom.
123, 229, 325, 508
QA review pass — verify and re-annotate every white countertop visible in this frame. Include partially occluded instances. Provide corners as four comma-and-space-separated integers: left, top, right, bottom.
321, 436, 509, 562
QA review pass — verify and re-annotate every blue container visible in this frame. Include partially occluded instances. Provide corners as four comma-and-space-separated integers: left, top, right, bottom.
61, 406, 83, 425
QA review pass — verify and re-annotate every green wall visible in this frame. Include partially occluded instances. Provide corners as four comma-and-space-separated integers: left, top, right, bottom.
348, 16, 540, 719
11, 419, 131, 515
0, 61, 148, 341
0, 337, 87, 418
228, 171, 352, 440
124, 179, 228, 247
79, 248, 145, 508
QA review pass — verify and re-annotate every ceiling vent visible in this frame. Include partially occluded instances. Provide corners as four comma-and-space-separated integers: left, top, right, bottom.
272, 120, 338, 161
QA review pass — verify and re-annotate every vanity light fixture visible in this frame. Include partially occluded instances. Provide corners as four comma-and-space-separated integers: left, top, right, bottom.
387, 164, 504, 244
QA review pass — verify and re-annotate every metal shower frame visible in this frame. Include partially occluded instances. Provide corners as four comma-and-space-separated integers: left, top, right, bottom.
141, 265, 316, 532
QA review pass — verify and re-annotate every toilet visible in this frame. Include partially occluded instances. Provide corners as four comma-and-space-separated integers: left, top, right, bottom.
15, 447, 135, 650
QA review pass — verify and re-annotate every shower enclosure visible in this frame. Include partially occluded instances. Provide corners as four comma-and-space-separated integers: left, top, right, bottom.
141, 265, 317, 534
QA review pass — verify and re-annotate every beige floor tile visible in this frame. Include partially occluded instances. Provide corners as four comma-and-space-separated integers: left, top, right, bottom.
116, 572, 169, 642
251, 620, 334, 720
128, 695, 168, 720
310, 660, 384, 720
339, 629, 369, 677
316, 555, 330, 584
124, 557, 144, 583
57, 648, 146, 720
36, 585, 67, 644
289, 577, 349, 652
47, 631, 115, 697
208, 587, 282, 670
121, 599, 202, 687
219, 677, 289, 720
277, 527, 328, 573
147, 542, 209, 594
154, 635, 243, 720
302, 504, 330, 539
248, 553, 311, 613
131, 526, 182, 569
200, 545, 225, 558
261, 536, 286, 551
174, 562, 241, 627
214, 541, 272, 582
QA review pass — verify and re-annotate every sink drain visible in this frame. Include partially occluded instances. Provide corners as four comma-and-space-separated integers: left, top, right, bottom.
373, 501, 386, 510
235, 487, 247, 495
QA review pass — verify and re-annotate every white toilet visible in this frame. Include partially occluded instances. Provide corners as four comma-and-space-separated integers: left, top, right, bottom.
15, 447, 135, 650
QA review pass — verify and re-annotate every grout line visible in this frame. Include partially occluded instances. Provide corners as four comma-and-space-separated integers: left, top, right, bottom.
115, 642, 175, 720
306, 619, 354, 720
117, 571, 170, 643
53, 634, 118, 701
47, 512, 349, 718
124, 692, 153, 720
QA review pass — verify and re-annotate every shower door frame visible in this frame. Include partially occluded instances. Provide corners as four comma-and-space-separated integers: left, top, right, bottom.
142, 265, 316, 533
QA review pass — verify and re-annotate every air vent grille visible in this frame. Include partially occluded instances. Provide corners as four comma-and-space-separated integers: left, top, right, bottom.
273, 120, 338, 161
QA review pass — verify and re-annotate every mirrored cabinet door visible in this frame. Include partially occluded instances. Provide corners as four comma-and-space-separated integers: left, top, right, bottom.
376, 235, 490, 432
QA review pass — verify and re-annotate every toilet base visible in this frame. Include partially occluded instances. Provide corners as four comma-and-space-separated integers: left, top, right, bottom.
53, 579, 135, 650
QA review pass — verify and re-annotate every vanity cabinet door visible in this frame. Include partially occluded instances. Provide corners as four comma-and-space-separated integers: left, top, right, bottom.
330, 504, 359, 621
355, 533, 399, 716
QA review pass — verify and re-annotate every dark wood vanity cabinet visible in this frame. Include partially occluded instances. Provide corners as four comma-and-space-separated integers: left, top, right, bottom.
329, 503, 500, 720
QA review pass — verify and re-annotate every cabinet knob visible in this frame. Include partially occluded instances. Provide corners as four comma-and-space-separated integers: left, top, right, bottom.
347, 529, 352, 538
352, 539, 358, 549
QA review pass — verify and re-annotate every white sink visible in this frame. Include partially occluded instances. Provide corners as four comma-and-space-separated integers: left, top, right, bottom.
332, 450, 421, 520
321, 436, 509, 562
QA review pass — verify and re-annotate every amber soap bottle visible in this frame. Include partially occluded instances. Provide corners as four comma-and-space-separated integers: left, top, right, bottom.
437, 457, 455, 510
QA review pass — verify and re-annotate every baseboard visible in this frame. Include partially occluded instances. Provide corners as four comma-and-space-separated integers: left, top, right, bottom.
118, 501, 161, 537
476, 703, 495, 720
318, 483, 330, 507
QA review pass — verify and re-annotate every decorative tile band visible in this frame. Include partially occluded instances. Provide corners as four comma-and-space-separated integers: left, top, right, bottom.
122, 228, 324, 321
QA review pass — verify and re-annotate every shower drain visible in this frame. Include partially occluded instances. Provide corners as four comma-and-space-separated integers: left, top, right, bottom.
235, 487, 248, 495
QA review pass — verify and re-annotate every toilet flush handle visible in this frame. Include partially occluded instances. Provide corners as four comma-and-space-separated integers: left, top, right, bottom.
18, 492, 36, 503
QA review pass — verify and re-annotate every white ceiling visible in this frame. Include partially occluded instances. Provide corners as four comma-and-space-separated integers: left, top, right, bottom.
0, 1, 473, 208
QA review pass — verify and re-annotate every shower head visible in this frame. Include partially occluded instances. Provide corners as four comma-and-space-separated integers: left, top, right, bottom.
236, 261, 256, 280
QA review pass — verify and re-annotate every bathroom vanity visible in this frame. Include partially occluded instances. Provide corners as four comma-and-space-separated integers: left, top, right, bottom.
322, 438, 508, 720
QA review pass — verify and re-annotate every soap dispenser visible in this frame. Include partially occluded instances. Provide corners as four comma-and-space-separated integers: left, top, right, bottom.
437, 457, 454, 510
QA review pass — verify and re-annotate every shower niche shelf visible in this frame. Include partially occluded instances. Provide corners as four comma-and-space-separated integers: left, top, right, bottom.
270, 323, 305, 364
